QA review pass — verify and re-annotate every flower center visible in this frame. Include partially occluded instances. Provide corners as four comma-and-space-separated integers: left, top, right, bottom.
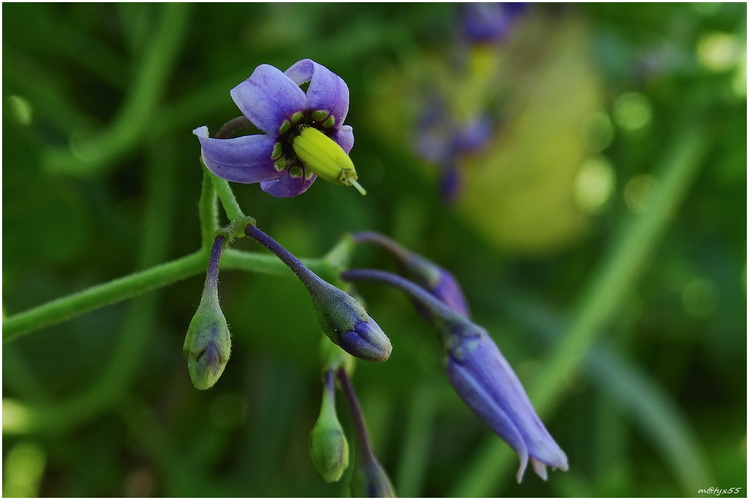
270, 109, 338, 181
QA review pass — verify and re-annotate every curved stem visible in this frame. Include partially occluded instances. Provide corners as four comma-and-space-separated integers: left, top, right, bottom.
341, 268, 463, 323
214, 116, 253, 139
336, 367, 375, 459
351, 231, 410, 262
210, 174, 245, 224
244, 224, 324, 290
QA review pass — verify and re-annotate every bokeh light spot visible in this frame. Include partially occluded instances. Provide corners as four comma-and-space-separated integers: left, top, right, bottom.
2, 442, 46, 498
612, 92, 652, 132
2, 399, 33, 434
574, 156, 616, 214
7, 95, 33, 126
697, 32, 742, 72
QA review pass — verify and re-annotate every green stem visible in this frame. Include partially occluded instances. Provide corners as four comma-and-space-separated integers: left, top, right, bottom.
451, 123, 710, 496
3, 250, 333, 343
199, 169, 219, 250
210, 174, 245, 224
3, 252, 204, 343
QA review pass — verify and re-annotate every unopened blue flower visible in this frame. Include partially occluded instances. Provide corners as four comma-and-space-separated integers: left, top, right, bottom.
445, 320, 568, 482
340, 269, 568, 483
194, 59, 355, 198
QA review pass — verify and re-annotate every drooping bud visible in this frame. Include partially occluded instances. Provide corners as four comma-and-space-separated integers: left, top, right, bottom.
292, 126, 367, 195
309, 280, 391, 363
183, 236, 231, 390
245, 224, 391, 362
340, 269, 568, 483
309, 370, 350, 482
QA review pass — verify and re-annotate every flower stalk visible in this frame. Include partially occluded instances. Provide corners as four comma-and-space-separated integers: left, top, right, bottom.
337, 367, 396, 497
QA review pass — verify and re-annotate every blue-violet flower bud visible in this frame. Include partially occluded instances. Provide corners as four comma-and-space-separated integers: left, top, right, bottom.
340, 269, 568, 482
245, 224, 392, 362
183, 236, 231, 390
444, 318, 568, 482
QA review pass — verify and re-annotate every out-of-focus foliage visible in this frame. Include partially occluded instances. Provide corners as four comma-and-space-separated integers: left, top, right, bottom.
3, 3, 746, 497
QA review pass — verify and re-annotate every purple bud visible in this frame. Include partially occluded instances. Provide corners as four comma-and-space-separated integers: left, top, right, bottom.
310, 280, 392, 363
245, 224, 392, 363
445, 321, 568, 482
340, 269, 568, 483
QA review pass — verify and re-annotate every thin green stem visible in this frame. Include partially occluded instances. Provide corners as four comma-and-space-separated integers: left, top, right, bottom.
450, 123, 710, 496
199, 169, 219, 250
3, 252, 204, 343
210, 174, 245, 225
3, 250, 333, 343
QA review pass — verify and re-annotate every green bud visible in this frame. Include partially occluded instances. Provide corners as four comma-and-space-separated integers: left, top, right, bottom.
292, 127, 367, 195
310, 371, 350, 482
183, 236, 231, 390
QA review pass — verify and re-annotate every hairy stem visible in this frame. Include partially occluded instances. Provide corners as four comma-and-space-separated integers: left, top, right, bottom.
3, 250, 333, 343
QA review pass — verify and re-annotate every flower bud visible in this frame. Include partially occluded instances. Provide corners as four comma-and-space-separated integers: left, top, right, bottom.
183, 236, 231, 390
339, 268, 568, 483
245, 224, 391, 363
309, 371, 350, 482
443, 317, 568, 483
292, 127, 366, 195
350, 454, 396, 498
310, 280, 392, 363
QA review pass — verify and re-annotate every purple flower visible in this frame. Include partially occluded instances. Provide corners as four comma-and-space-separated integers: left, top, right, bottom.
460, 3, 527, 44
445, 321, 568, 482
340, 268, 568, 483
194, 59, 355, 198
414, 97, 493, 203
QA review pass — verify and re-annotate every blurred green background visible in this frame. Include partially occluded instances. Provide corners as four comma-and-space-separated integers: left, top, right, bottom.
3, 3, 746, 497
